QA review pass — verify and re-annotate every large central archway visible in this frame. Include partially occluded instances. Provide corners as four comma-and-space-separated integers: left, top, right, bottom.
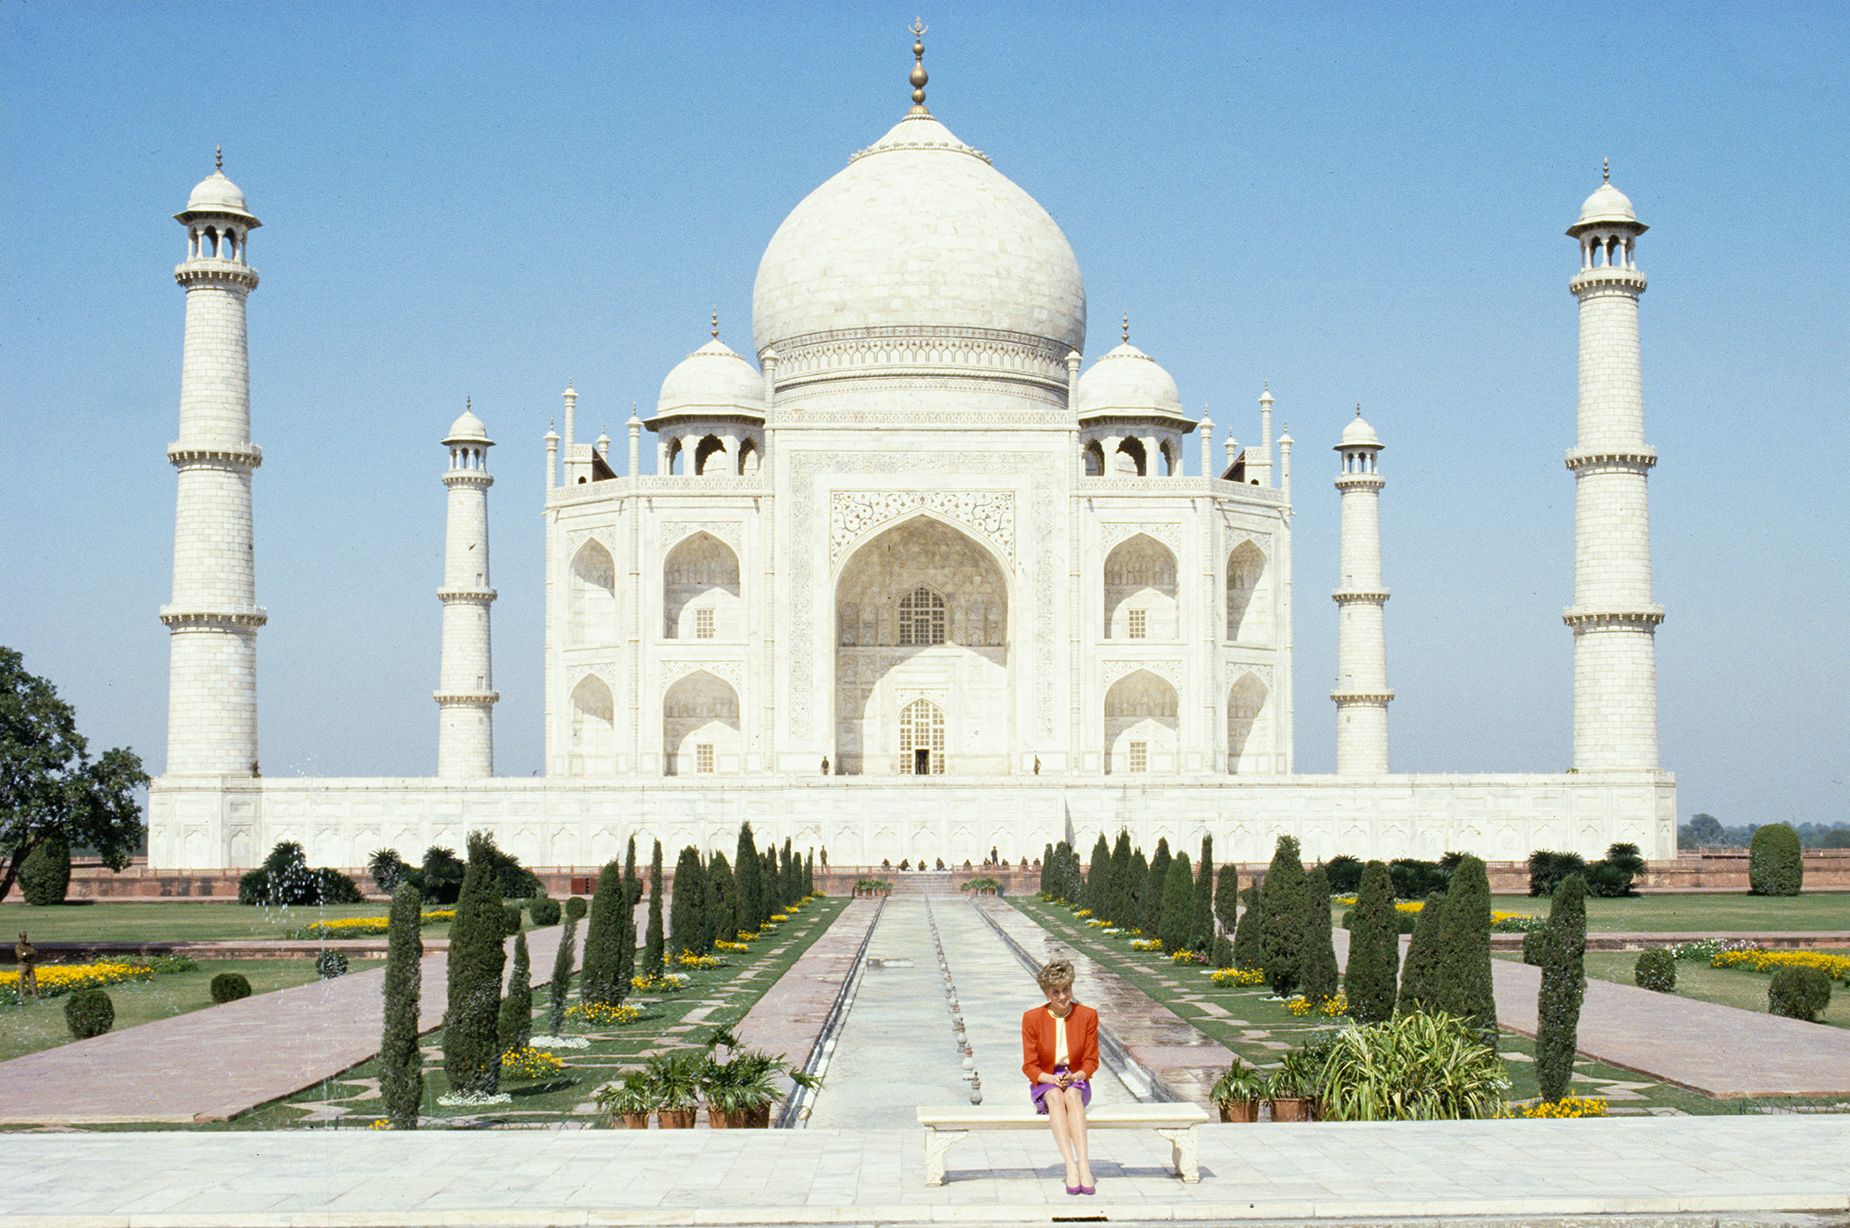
834, 515, 1011, 775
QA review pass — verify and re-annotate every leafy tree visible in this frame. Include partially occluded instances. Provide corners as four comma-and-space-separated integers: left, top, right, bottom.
1213, 864, 1240, 941
1232, 883, 1263, 970
419, 846, 466, 905
0, 648, 147, 904
1190, 836, 1215, 953
547, 909, 577, 1036
19, 832, 71, 905
1344, 860, 1398, 1024
497, 925, 533, 1051
1086, 834, 1111, 915
238, 840, 363, 906
1144, 838, 1172, 935
1323, 854, 1364, 894
368, 848, 409, 895
735, 823, 762, 934
442, 832, 509, 1096
1157, 852, 1194, 953
379, 880, 423, 1129
670, 846, 703, 957
1299, 865, 1339, 1003
579, 860, 622, 1005
1259, 835, 1309, 996
644, 839, 666, 976
1749, 823, 1803, 896
1109, 831, 1133, 927
1431, 855, 1497, 1039
1535, 873, 1587, 1100
1395, 890, 1448, 1015
1681, 813, 1725, 848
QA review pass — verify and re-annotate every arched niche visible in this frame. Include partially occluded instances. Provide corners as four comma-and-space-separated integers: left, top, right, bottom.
1227, 673, 1269, 774
1225, 540, 1267, 642
569, 675, 615, 776
693, 435, 726, 476
1082, 440, 1105, 476
662, 670, 741, 775
738, 437, 761, 475
833, 514, 1011, 776
1113, 437, 1147, 476
570, 540, 616, 644
663, 532, 740, 639
1103, 668, 1179, 774
1103, 533, 1178, 640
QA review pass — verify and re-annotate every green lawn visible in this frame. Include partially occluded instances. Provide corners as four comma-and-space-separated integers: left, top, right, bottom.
1577, 951, 1850, 1030
1329, 893, 1849, 934
0, 901, 445, 944
1019, 896, 1844, 1116
0, 959, 382, 1062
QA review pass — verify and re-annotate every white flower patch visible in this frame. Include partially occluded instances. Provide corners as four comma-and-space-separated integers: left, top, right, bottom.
437, 1090, 513, 1108
528, 1034, 591, 1050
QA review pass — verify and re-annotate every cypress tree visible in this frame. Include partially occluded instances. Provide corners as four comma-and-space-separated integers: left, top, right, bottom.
708, 851, 737, 943
804, 850, 815, 896
616, 839, 639, 996
1109, 830, 1133, 927
579, 860, 621, 1005
443, 831, 508, 1096
547, 910, 577, 1036
1299, 865, 1340, 1003
1041, 842, 1055, 894
1213, 863, 1240, 943
1432, 855, 1497, 1038
1086, 834, 1111, 915
1536, 873, 1587, 1101
1144, 838, 1172, 935
763, 849, 780, 922
1190, 836, 1215, 953
1396, 890, 1448, 1015
783, 837, 798, 906
1158, 852, 1195, 953
735, 823, 761, 933
645, 839, 666, 976
1344, 860, 1398, 1024
1232, 883, 1264, 970
497, 925, 532, 1051
1258, 835, 1309, 996
1127, 848, 1150, 932
670, 846, 704, 958
380, 879, 423, 1129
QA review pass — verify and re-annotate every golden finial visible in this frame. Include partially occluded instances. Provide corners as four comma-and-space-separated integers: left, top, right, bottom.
1121, 312, 1130, 344
214, 144, 223, 172
1602, 156, 1610, 184
908, 18, 930, 114
711, 307, 720, 339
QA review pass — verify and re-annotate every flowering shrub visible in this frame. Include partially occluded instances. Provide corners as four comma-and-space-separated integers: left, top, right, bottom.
1491, 913, 1545, 933
1210, 966, 1266, 987
565, 1001, 642, 1027
501, 1045, 566, 1080
1395, 901, 1425, 914
1074, 908, 1093, 918
630, 972, 687, 994
1085, 919, 1109, 927
1285, 993, 1349, 1017
1125, 927, 1145, 937
769, 913, 790, 923
2, 960, 156, 1000
293, 909, 454, 939
1320, 993, 1350, 1017
1510, 1095, 1608, 1118
368, 1118, 392, 1130
676, 951, 721, 970
1170, 949, 1206, 965
1130, 938, 1164, 951
733, 930, 761, 943
714, 940, 751, 953
1713, 949, 1850, 982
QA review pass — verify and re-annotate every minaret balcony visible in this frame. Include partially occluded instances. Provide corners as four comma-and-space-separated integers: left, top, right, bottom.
167, 442, 263, 469
1565, 446, 1656, 473
174, 260, 260, 291
159, 604, 267, 629
433, 690, 500, 708
1331, 589, 1390, 605
1562, 605, 1665, 630
1569, 267, 1647, 295
437, 586, 498, 604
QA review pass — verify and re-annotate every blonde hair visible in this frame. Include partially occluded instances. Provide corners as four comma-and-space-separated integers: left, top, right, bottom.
1036, 959, 1075, 993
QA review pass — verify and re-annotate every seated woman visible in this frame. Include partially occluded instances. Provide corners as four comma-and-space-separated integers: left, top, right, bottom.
1020, 958, 1099, 1195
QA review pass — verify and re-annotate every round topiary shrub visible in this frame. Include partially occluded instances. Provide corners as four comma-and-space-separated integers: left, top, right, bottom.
211, 972, 253, 1003
565, 896, 588, 921
1769, 966, 1831, 1021
502, 903, 525, 937
1749, 824, 1803, 897
1634, 947, 1676, 993
19, 835, 72, 906
317, 950, 350, 979
529, 897, 562, 927
1521, 929, 1548, 967
65, 988, 114, 1039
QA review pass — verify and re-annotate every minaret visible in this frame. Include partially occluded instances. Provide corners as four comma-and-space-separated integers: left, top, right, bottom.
162, 150, 265, 777
1332, 406, 1392, 775
435, 401, 498, 777
1250, 384, 1275, 487
1565, 162, 1661, 771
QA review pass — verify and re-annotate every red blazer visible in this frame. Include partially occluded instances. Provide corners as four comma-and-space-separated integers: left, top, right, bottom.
1020, 1002, 1099, 1084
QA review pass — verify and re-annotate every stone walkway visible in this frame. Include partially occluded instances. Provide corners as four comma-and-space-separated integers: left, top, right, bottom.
1331, 929, 1850, 1098
729, 898, 879, 1104
0, 926, 566, 1125
1, 1116, 1845, 1223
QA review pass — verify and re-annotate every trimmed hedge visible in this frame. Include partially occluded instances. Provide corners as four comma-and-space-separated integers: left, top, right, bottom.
529, 896, 562, 927
1769, 966, 1831, 1021
1431, 856, 1497, 1038
1259, 835, 1309, 997
380, 880, 424, 1130
1749, 824, 1803, 897
65, 988, 114, 1039
316, 950, 350, 979
1521, 929, 1547, 966
210, 972, 253, 1003
19, 835, 72, 906
565, 895, 588, 921
1344, 860, 1398, 1024
1634, 948, 1676, 993
1536, 874, 1587, 1101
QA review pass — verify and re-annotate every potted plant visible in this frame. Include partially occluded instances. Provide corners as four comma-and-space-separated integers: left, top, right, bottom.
1266, 1048, 1323, 1122
645, 1051, 702, 1128
699, 1028, 821, 1128
595, 1069, 657, 1129
1209, 1057, 1267, 1123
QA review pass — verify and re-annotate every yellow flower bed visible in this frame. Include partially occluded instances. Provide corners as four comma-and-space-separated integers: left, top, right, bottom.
1, 961, 154, 996
1712, 949, 1850, 981
1285, 993, 1348, 1018
1333, 895, 1358, 906
733, 930, 761, 942
1085, 918, 1109, 927
1513, 1094, 1608, 1118
1491, 911, 1536, 924
565, 1001, 642, 1027
1319, 992, 1349, 1017
629, 972, 687, 994
714, 939, 751, 953
295, 909, 455, 939
769, 913, 790, 922
500, 1045, 566, 1080
1125, 927, 1144, 937
1210, 966, 1266, 987
675, 950, 721, 969
1395, 901, 1424, 914
1074, 908, 1092, 918
368, 1118, 392, 1130
1170, 949, 1206, 965
1130, 938, 1164, 951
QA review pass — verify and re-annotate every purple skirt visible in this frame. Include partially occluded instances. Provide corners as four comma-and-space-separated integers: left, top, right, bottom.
1030, 1064, 1091, 1115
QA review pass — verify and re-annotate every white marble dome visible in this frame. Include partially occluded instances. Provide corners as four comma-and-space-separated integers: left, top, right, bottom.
179, 169, 258, 223
656, 336, 765, 420
1076, 342, 1184, 420
1573, 181, 1641, 231
752, 113, 1086, 357
1340, 410, 1381, 447
445, 407, 490, 444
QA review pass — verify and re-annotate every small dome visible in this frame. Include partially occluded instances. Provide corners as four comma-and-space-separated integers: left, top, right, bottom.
655, 336, 765, 421
1339, 410, 1381, 448
445, 408, 490, 444
1075, 342, 1184, 420
178, 169, 259, 225
1569, 176, 1643, 236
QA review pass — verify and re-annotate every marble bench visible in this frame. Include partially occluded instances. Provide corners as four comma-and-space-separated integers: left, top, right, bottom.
916, 1102, 1210, 1185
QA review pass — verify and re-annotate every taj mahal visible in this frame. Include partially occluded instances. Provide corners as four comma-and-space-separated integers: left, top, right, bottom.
148, 36, 1676, 872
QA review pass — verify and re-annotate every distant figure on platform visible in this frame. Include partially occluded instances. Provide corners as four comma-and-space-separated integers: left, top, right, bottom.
15, 932, 39, 1000
1021, 959, 1098, 1194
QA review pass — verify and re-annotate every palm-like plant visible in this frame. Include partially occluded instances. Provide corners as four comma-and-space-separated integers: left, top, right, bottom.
1209, 1057, 1267, 1105
1313, 1011, 1509, 1121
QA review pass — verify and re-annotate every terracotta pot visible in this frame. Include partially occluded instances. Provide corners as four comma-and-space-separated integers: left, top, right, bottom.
1217, 1099, 1260, 1123
707, 1108, 738, 1129
657, 1107, 697, 1129
619, 1111, 650, 1130
745, 1104, 772, 1128
1268, 1097, 1314, 1123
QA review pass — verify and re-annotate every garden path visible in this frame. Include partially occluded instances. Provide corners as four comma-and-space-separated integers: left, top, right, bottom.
0, 924, 567, 1125
1331, 929, 1850, 1097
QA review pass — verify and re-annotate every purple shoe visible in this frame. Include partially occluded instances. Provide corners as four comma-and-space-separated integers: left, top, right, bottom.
1065, 1184, 1082, 1195
1079, 1185, 1096, 1195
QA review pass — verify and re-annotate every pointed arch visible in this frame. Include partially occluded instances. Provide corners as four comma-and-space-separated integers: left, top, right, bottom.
1113, 436, 1147, 476
569, 674, 615, 776
662, 669, 740, 775
693, 434, 726, 476
1082, 439, 1105, 476
1225, 539, 1267, 642
737, 436, 761, 475
1227, 672, 1269, 774
570, 539, 616, 644
1103, 668, 1179, 774
1103, 532, 1178, 640
663, 531, 740, 639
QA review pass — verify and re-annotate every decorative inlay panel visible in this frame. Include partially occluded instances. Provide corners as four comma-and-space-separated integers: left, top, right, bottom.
1101, 521, 1181, 554
660, 520, 744, 554
661, 659, 744, 692
1102, 659, 1183, 689
830, 491, 1016, 567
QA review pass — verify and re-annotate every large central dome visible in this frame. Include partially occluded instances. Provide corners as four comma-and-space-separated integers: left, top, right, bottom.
752, 112, 1087, 370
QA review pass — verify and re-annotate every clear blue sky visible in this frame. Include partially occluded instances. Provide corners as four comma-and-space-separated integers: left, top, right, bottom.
4, 3, 1846, 827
